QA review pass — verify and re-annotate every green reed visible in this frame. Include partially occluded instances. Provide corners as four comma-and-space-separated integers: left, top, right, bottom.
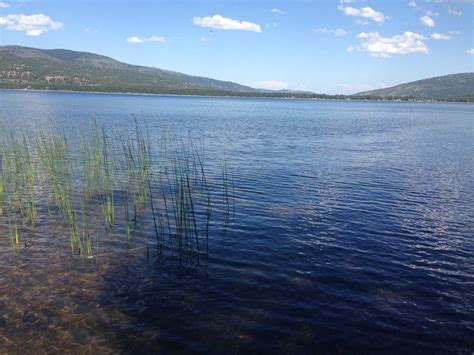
0, 119, 233, 264
0, 153, 5, 217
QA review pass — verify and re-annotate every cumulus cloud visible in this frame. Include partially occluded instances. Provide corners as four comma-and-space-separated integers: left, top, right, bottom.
0, 13, 63, 36
314, 28, 348, 37
126, 35, 166, 43
420, 15, 435, 27
408, 1, 418, 7
248, 80, 289, 90
448, 7, 462, 15
338, 5, 386, 23
467, 49, 474, 55
431, 32, 451, 40
0, 2, 10, 8
350, 31, 429, 57
193, 14, 262, 33
270, 8, 285, 14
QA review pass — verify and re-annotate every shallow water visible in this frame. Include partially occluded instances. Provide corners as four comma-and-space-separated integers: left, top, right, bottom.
0, 90, 473, 353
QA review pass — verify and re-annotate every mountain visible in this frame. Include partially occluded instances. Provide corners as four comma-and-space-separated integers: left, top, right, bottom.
0, 45, 259, 95
356, 73, 474, 101
1, 46, 472, 101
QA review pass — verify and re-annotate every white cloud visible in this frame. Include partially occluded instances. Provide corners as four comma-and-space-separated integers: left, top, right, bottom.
0, 2, 10, 8
193, 14, 262, 33
467, 49, 474, 55
431, 32, 451, 40
314, 28, 348, 37
147, 36, 166, 42
126, 37, 144, 43
448, 7, 462, 15
408, 1, 418, 7
0, 13, 63, 36
249, 80, 289, 90
84, 27, 98, 34
337, 83, 373, 93
334, 28, 348, 37
420, 15, 435, 27
338, 5, 386, 23
270, 8, 285, 14
126, 35, 166, 43
355, 19, 369, 25
350, 31, 429, 57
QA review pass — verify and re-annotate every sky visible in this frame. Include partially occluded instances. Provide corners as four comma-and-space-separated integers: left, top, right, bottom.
0, 0, 473, 94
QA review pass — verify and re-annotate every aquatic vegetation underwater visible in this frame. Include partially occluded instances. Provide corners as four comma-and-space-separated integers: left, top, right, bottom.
0, 119, 233, 265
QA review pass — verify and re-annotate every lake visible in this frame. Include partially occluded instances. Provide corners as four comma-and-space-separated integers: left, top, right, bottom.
0, 90, 473, 353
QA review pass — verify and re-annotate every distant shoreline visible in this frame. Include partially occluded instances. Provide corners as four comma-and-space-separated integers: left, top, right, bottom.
1, 87, 471, 104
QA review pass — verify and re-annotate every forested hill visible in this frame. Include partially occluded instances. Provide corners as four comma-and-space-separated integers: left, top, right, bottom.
0, 45, 260, 95
356, 73, 474, 101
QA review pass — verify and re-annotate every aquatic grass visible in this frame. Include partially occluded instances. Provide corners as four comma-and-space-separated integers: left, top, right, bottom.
0, 119, 232, 265
0, 130, 38, 227
0, 153, 5, 217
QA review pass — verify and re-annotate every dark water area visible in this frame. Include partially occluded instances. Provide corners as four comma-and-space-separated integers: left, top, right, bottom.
0, 90, 473, 353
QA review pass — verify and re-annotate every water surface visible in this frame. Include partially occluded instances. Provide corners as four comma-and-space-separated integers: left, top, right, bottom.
0, 90, 473, 353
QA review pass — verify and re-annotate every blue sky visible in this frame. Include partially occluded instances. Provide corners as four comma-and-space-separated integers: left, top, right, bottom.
1, 0, 473, 94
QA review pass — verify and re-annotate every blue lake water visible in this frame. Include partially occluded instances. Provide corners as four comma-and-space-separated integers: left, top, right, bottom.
0, 90, 473, 353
